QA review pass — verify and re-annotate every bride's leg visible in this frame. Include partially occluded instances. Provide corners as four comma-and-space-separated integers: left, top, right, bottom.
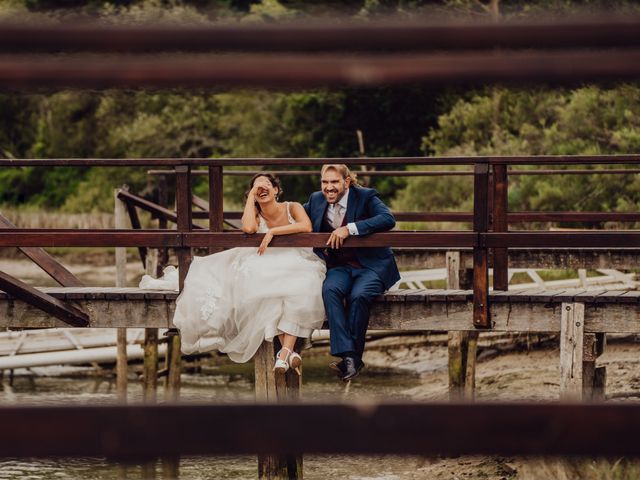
280, 333, 303, 374
278, 333, 297, 360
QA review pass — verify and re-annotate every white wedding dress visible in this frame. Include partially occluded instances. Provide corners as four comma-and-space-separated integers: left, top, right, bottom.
140, 202, 326, 363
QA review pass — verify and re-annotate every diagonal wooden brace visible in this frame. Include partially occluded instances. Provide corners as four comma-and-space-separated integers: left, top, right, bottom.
0, 271, 89, 327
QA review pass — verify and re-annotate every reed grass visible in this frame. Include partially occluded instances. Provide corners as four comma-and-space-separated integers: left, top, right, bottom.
519, 458, 640, 480
0, 205, 115, 229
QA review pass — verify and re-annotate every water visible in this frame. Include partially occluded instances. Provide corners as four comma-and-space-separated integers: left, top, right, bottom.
0, 354, 431, 480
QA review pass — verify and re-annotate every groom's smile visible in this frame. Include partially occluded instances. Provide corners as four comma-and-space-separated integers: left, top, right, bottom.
321, 168, 351, 204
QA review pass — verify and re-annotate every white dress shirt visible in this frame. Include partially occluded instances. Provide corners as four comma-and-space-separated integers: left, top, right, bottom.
327, 188, 359, 235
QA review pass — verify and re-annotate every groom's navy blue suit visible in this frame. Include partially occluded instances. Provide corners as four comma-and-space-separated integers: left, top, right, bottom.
304, 186, 400, 361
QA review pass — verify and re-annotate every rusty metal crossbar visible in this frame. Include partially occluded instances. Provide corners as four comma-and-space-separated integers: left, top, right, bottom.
2, 19, 640, 53
0, 402, 639, 458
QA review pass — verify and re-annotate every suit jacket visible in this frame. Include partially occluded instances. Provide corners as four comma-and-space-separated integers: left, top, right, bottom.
304, 186, 400, 290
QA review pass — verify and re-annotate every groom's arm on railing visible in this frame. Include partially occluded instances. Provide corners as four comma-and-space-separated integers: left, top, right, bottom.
353, 191, 396, 236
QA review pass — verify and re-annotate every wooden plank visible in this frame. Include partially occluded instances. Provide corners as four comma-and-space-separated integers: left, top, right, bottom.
214, 210, 640, 224
485, 232, 640, 249
560, 303, 585, 400
395, 248, 640, 271
594, 291, 623, 304
424, 289, 449, 302
184, 231, 478, 249
445, 290, 473, 302
0, 213, 83, 287
553, 289, 589, 303
488, 290, 513, 303
503, 288, 547, 303
4, 289, 640, 333
0, 271, 89, 327
191, 194, 209, 211
618, 291, 640, 303
573, 290, 607, 304
0, 230, 182, 248
530, 289, 567, 303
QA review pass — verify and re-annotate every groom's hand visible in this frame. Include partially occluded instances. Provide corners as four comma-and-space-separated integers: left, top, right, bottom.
327, 226, 350, 249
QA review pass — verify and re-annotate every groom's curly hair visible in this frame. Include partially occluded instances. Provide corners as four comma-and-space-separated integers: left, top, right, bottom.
245, 173, 283, 209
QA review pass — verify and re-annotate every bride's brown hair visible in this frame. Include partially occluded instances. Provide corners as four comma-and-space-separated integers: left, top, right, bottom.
244, 173, 283, 210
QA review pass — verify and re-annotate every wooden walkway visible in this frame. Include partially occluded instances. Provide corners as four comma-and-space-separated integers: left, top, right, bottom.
2, 287, 639, 333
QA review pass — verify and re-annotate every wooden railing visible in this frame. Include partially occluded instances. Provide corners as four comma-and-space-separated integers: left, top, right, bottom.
2, 155, 640, 329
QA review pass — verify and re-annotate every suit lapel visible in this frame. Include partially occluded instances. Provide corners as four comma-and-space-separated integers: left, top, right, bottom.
314, 196, 328, 232
346, 187, 357, 224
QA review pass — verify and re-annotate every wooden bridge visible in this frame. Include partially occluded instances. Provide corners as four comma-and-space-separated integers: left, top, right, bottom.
2, 155, 639, 404
3, 16, 640, 480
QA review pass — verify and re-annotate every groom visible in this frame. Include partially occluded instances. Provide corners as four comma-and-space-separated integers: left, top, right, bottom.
304, 164, 400, 381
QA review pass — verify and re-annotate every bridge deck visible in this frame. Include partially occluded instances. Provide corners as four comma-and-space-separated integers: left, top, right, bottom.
1, 287, 640, 333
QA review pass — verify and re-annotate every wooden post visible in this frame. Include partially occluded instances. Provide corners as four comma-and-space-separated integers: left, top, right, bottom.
161, 165, 192, 480
115, 189, 129, 480
582, 332, 597, 400
254, 341, 302, 480
143, 263, 159, 404
492, 164, 508, 291
175, 165, 193, 289
593, 333, 607, 400
157, 175, 169, 277
143, 254, 159, 403
208, 166, 224, 255
114, 189, 128, 402
560, 302, 585, 400
473, 162, 490, 328
447, 252, 477, 401
447, 252, 466, 400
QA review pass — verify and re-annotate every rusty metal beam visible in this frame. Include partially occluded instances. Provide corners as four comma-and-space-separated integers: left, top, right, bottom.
2, 49, 640, 89
4, 156, 640, 168
1, 402, 640, 457
2, 19, 640, 53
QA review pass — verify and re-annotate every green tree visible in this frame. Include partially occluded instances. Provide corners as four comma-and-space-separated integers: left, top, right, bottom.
394, 85, 640, 227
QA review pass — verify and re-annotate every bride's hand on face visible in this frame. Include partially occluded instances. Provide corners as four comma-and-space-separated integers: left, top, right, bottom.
251, 180, 274, 202
257, 229, 274, 255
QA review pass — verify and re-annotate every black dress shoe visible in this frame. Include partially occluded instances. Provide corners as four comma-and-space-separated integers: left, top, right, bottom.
341, 356, 364, 382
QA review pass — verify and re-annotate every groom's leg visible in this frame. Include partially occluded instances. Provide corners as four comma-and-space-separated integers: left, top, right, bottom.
322, 267, 354, 357
347, 268, 385, 361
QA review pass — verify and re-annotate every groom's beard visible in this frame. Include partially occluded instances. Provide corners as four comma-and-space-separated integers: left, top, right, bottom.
323, 188, 347, 204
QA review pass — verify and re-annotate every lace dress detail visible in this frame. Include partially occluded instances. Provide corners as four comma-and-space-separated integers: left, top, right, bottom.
145, 201, 326, 363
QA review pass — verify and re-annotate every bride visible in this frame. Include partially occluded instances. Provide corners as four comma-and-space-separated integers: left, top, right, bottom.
147, 173, 326, 372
